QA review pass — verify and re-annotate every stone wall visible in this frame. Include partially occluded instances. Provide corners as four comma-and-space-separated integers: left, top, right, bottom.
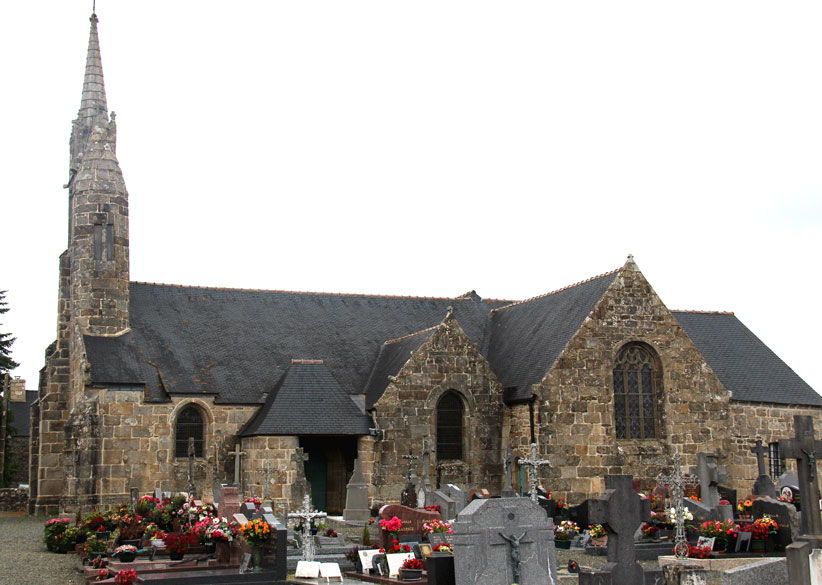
370, 312, 505, 506
241, 435, 299, 514
0, 487, 28, 512
727, 401, 822, 496
537, 262, 732, 504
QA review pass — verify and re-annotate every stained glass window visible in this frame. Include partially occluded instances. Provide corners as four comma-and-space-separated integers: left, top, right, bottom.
175, 405, 204, 458
437, 392, 464, 460
613, 343, 660, 439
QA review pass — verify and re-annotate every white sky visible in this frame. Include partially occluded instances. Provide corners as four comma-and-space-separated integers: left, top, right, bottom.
2, 1, 820, 395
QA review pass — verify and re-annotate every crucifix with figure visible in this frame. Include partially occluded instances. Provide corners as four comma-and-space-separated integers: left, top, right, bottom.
288, 494, 327, 562
518, 443, 550, 503
257, 459, 272, 499
780, 415, 822, 536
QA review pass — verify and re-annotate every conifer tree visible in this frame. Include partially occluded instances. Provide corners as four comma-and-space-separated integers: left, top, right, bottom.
0, 290, 18, 374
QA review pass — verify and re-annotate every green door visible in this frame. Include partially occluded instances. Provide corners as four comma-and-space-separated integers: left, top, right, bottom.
305, 451, 327, 512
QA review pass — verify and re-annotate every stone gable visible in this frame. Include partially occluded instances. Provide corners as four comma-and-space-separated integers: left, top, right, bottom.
537, 260, 732, 503
369, 312, 506, 505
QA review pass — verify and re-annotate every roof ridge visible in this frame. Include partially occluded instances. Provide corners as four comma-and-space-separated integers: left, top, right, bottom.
385, 325, 440, 345
491, 268, 620, 313
130, 281, 502, 302
291, 359, 324, 364
673, 309, 735, 316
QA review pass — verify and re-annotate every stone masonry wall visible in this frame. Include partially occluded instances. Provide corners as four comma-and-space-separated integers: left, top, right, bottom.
537, 262, 732, 504
370, 313, 505, 506
727, 401, 822, 497
242, 435, 299, 516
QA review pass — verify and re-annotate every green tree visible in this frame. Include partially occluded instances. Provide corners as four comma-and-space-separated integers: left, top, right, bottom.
0, 290, 18, 373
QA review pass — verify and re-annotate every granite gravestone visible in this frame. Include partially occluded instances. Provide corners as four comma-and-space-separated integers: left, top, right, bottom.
687, 452, 726, 521
343, 459, 371, 522
443, 484, 469, 515
452, 496, 557, 585
219, 486, 241, 520
751, 440, 778, 498
379, 504, 441, 547
752, 496, 797, 550
579, 475, 661, 585
429, 490, 457, 521
780, 416, 822, 585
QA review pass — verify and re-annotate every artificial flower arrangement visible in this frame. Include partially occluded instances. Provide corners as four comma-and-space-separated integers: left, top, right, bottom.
686, 544, 712, 559
114, 568, 139, 585
424, 505, 441, 513
778, 493, 794, 504
239, 518, 271, 546
432, 544, 453, 554
162, 532, 196, 554
742, 522, 770, 540
325, 527, 338, 538
554, 520, 580, 540
243, 497, 262, 506
555, 497, 566, 510
666, 506, 693, 523
699, 520, 738, 546
83, 535, 109, 556
205, 518, 237, 542
422, 519, 453, 536
588, 524, 606, 538
754, 516, 779, 535
43, 518, 73, 552
402, 557, 424, 570
114, 544, 138, 555
95, 569, 109, 582
135, 495, 160, 517
640, 523, 659, 539
737, 499, 753, 514
380, 516, 403, 535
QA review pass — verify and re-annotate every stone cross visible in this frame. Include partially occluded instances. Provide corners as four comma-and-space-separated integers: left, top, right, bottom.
696, 452, 725, 509
751, 440, 778, 498
779, 415, 822, 536
501, 448, 517, 497
228, 443, 246, 491
403, 448, 419, 479
517, 443, 550, 503
257, 459, 272, 499
587, 475, 651, 585
657, 452, 699, 559
187, 437, 197, 497
288, 494, 327, 561
402, 447, 419, 505
420, 438, 434, 497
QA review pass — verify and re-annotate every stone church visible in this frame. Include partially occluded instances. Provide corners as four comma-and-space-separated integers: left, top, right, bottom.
30, 12, 822, 515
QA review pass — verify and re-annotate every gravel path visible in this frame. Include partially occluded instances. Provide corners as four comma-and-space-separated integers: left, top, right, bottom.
0, 515, 84, 585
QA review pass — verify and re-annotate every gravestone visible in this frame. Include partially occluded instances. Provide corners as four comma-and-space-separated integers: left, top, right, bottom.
233, 512, 249, 525
779, 471, 801, 509
752, 496, 797, 550
379, 504, 441, 547
154, 487, 163, 501
130, 487, 139, 511
501, 447, 517, 498
443, 484, 469, 515
721, 557, 787, 585
579, 475, 661, 585
343, 459, 371, 522
780, 415, 822, 585
219, 486, 240, 520
290, 448, 311, 510
386, 552, 415, 578
418, 438, 434, 507
452, 496, 557, 585
687, 452, 726, 521
401, 449, 420, 508
429, 490, 457, 521
751, 440, 778, 498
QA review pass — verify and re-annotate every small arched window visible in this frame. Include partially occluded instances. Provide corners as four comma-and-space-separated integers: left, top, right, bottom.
175, 405, 204, 458
436, 391, 464, 460
613, 343, 661, 439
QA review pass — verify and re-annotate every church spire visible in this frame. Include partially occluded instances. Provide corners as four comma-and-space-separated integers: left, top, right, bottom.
69, 12, 109, 179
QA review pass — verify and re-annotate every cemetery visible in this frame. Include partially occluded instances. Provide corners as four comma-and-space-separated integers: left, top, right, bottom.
28, 417, 822, 584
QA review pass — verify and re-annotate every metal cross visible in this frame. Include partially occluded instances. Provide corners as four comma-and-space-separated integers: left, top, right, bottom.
656, 452, 699, 559
402, 449, 419, 482
257, 459, 272, 499
517, 443, 550, 503
287, 494, 327, 561
186, 437, 197, 497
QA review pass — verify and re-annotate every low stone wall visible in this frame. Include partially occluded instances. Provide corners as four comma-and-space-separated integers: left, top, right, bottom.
0, 488, 29, 513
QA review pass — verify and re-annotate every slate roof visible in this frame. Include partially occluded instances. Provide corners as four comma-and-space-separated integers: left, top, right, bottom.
363, 328, 437, 409
673, 311, 822, 406
240, 361, 372, 436
8, 391, 38, 437
485, 271, 619, 402
85, 283, 508, 405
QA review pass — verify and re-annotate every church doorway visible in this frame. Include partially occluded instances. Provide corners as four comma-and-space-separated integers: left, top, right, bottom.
300, 436, 357, 515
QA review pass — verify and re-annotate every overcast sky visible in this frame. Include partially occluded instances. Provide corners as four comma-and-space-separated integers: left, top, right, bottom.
2, 1, 820, 396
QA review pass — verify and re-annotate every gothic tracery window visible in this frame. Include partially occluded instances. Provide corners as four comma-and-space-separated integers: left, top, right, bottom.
175, 405, 204, 458
613, 343, 660, 439
436, 391, 464, 460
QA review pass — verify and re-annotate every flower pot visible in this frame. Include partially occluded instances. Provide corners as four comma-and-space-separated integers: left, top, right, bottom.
555, 539, 571, 549
251, 545, 264, 572
751, 539, 765, 552
118, 552, 137, 563
204, 542, 216, 555
215, 541, 231, 564
169, 551, 185, 561
400, 568, 423, 581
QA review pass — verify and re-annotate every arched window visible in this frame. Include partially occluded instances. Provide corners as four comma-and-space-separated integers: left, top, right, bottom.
613, 343, 660, 439
437, 391, 464, 460
175, 405, 204, 458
